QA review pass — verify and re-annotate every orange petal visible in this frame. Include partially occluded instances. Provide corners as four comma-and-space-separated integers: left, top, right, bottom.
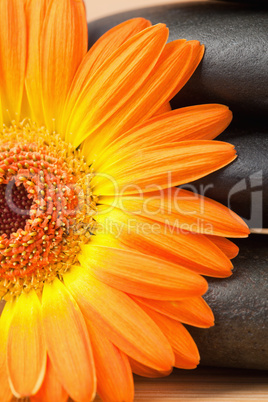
168, 42, 204, 101
139, 304, 200, 369
25, 0, 48, 125
0, 0, 26, 121
129, 357, 172, 378
42, 278, 96, 402
82, 39, 200, 162
40, 0, 87, 131
96, 104, 233, 168
0, 95, 3, 130
156, 103, 232, 140
7, 290, 46, 398
132, 296, 214, 328
94, 207, 233, 277
80, 245, 208, 299
153, 102, 172, 116
0, 301, 15, 402
85, 18, 151, 75
64, 18, 151, 121
31, 358, 68, 402
206, 235, 239, 259
63, 24, 168, 146
101, 187, 249, 238
86, 320, 134, 402
92, 140, 237, 195
64, 266, 175, 371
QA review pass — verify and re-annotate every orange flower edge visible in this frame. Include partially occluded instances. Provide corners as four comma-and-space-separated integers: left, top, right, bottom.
0, 2, 249, 402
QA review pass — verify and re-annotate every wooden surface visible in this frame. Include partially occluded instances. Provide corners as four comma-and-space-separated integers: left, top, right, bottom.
95, 367, 268, 401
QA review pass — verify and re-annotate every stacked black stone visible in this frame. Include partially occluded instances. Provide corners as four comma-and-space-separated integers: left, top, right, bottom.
88, 1, 268, 370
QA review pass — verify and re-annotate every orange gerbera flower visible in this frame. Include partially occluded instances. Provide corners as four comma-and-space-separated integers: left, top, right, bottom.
0, 1, 249, 401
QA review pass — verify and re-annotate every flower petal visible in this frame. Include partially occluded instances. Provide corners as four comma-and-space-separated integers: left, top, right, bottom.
64, 18, 151, 121
25, 0, 48, 124
206, 235, 239, 259
82, 39, 203, 162
0, 0, 26, 121
86, 320, 134, 402
100, 187, 249, 238
0, 301, 15, 402
139, 304, 200, 369
94, 207, 234, 277
80, 245, 208, 299
129, 357, 172, 378
153, 102, 172, 116
40, 0, 87, 131
63, 24, 168, 146
7, 290, 46, 397
0, 95, 3, 130
132, 296, 214, 328
31, 358, 68, 402
64, 266, 175, 371
92, 140, 237, 195
42, 278, 96, 402
95, 104, 233, 170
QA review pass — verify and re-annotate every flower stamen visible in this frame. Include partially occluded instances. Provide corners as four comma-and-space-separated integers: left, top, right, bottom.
0, 120, 97, 299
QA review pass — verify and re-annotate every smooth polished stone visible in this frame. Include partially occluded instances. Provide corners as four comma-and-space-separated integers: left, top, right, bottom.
87, 1, 268, 121
214, 0, 267, 4
188, 235, 268, 370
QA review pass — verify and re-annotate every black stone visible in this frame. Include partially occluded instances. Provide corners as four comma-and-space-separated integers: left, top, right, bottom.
214, 0, 267, 4
188, 235, 268, 370
87, 1, 268, 121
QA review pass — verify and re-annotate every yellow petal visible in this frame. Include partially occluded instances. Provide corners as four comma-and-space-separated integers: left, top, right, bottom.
42, 278, 96, 402
0, 301, 15, 402
7, 291, 46, 397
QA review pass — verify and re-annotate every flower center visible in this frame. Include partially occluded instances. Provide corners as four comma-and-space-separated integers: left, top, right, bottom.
0, 182, 32, 237
0, 121, 96, 300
